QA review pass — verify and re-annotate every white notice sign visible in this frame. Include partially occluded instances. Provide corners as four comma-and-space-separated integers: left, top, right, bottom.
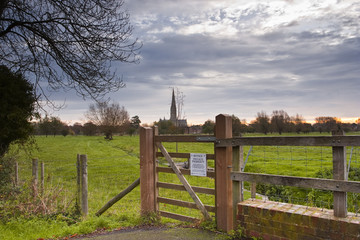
190, 153, 207, 177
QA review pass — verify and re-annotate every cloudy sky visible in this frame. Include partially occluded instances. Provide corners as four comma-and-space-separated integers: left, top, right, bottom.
51, 0, 360, 125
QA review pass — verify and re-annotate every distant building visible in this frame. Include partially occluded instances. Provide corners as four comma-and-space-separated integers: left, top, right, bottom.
170, 89, 187, 128
187, 125, 202, 134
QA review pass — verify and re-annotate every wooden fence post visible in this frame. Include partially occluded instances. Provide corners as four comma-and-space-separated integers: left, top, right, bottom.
232, 145, 243, 227
32, 158, 38, 198
251, 183, 257, 199
153, 126, 159, 212
140, 127, 156, 215
80, 154, 88, 217
332, 130, 347, 217
76, 154, 81, 210
215, 114, 233, 232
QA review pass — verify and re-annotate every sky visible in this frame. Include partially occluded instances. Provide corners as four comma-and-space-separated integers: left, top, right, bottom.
47, 0, 360, 125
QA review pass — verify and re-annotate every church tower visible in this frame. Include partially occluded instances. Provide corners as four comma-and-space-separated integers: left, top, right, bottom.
170, 88, 177, 123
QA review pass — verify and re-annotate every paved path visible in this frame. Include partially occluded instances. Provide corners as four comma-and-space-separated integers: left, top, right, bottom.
79, 227, 228, 240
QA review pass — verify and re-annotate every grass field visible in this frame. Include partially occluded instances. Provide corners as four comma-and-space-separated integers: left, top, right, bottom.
1, 132, 360, 240
1, 135, 143, 240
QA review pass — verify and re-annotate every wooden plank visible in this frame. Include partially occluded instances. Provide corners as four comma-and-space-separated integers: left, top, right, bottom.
156, 152, 215, 160
159, 211, 198, 223
155, 135, 215, 143
157, 166, 215, 178
216, 136, 360, 147
157, 143, 212, 220
332, 130, 347, 218
157, 197, 216, 213
215, 114, 233, 232
231, 172, 360, 193
140, 127, 156, 215
157, 182, 215, 195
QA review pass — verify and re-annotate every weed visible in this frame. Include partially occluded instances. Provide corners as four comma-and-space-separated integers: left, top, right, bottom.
251, 237, 262, 240
0, 179, 78, 222
137, 212, 161, 226
226, 226, 245, 240
198, 219, 217, 232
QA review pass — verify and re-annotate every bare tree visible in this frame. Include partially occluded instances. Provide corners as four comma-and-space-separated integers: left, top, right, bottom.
291, 114, 306, 134
175, 88, 185, 121
202, 120, 215, 134
86, 102, 129, 139
313, 116, 339, 133
232, 115, 247, 136
83, 122, 98, 136
271, 110, 290, 135
0, 0, 141, 102
252, 111, 270, 135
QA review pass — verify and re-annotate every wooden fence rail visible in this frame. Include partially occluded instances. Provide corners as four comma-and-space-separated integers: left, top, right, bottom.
96, 178, 140, 217
231, 172, 360, 193
216, 135, 360, 147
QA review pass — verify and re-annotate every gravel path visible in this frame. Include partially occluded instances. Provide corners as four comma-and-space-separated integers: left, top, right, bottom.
77, 227, 228, 240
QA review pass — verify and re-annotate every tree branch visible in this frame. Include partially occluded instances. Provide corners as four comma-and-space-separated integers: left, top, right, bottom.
0, 0, 141, 102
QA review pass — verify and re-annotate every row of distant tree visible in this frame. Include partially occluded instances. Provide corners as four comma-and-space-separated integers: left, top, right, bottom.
33, 115, 141, 138
34, 108, 359, 138
201, 111, 360, 136
33, 102, 141, 138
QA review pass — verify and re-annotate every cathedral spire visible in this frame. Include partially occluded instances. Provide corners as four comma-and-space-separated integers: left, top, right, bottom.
170, 88, 177, 123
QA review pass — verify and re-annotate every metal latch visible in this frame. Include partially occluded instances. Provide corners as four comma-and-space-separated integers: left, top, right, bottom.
196, 136, 216, 142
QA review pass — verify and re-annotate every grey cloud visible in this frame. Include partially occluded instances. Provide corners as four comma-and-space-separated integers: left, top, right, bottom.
51, 0, 360, 124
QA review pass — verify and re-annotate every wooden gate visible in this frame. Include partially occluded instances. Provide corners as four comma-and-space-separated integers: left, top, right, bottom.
140, 114, 238, 232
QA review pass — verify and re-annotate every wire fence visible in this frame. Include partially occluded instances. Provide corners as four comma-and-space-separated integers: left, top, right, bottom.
15, 154, 141, 217
13, 143, 360, 218
244, 145, 360, 214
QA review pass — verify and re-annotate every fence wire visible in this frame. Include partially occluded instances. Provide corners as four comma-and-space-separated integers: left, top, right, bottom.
16, 154, 141, 217
244, 146, 360, 215
13, 142, 360, 219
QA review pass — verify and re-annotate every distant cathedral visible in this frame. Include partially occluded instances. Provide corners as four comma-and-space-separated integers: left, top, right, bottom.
169, 89, 187, 128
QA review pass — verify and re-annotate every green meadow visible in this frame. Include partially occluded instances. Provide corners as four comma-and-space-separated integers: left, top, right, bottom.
1, 133, 360, 240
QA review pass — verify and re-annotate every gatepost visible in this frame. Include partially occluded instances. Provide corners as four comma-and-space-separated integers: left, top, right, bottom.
215, 114, 233, 232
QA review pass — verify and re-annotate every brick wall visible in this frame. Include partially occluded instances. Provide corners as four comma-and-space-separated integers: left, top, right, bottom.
237, 199, 360, 240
